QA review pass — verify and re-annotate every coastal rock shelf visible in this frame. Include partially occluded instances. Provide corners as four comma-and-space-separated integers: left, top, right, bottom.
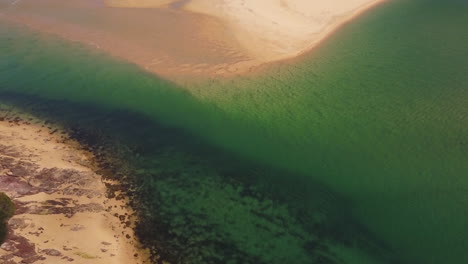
0, 107, 149, 264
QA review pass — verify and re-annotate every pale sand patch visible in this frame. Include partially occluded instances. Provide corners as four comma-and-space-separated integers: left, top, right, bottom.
184, 0, 383, 60
0, 108, 150, 264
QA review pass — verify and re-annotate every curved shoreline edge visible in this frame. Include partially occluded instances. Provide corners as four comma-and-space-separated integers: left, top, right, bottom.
0, 105, 150, 264
262, 0, 388, 65
183, 0, 388, 64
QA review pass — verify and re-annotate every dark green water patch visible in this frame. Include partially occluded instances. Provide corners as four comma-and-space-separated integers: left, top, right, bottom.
0, 94, 396, 264
0, 192, 15, 244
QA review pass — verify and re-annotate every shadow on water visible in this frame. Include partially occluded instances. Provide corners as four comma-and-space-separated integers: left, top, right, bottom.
0, 93, 397, 264
0, 20, 399, 263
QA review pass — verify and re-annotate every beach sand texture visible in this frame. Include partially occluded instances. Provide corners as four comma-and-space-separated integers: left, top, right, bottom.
0, 0, 382, 77
0, 108, 150, 264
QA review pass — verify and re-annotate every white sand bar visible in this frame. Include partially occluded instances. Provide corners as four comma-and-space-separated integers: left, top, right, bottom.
106, 0, 382, 60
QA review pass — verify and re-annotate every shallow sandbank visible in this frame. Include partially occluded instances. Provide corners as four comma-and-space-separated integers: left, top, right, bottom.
0, 0, 384, 78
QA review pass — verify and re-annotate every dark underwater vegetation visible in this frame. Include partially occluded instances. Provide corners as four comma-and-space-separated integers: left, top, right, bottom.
0, 192, 15, 244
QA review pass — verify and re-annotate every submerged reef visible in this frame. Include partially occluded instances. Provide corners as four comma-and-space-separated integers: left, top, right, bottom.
0, 94, 398, 264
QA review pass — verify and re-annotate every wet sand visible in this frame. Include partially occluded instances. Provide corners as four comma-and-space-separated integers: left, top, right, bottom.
0, 0, 384, 78
0, 107, 150, 264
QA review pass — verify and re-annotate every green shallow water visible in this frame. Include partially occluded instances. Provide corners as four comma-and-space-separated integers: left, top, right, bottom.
1, 0, 468, 263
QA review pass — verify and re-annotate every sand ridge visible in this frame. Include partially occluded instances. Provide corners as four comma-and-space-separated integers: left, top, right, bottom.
0, 107, 150, 264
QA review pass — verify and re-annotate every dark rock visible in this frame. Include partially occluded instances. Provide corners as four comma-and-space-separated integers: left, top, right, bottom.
20, 255, 46, 263
42, 248, 62, 256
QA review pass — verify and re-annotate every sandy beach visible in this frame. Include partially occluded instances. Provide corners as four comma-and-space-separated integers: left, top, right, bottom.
0, 107, 150, 264
0, 0, 384, 78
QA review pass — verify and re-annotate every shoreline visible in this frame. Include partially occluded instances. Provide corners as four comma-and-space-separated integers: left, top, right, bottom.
234, 0, 388, 78
0, 105, 150, 264
0, 0, 387, 79
264, 0, 387, 64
